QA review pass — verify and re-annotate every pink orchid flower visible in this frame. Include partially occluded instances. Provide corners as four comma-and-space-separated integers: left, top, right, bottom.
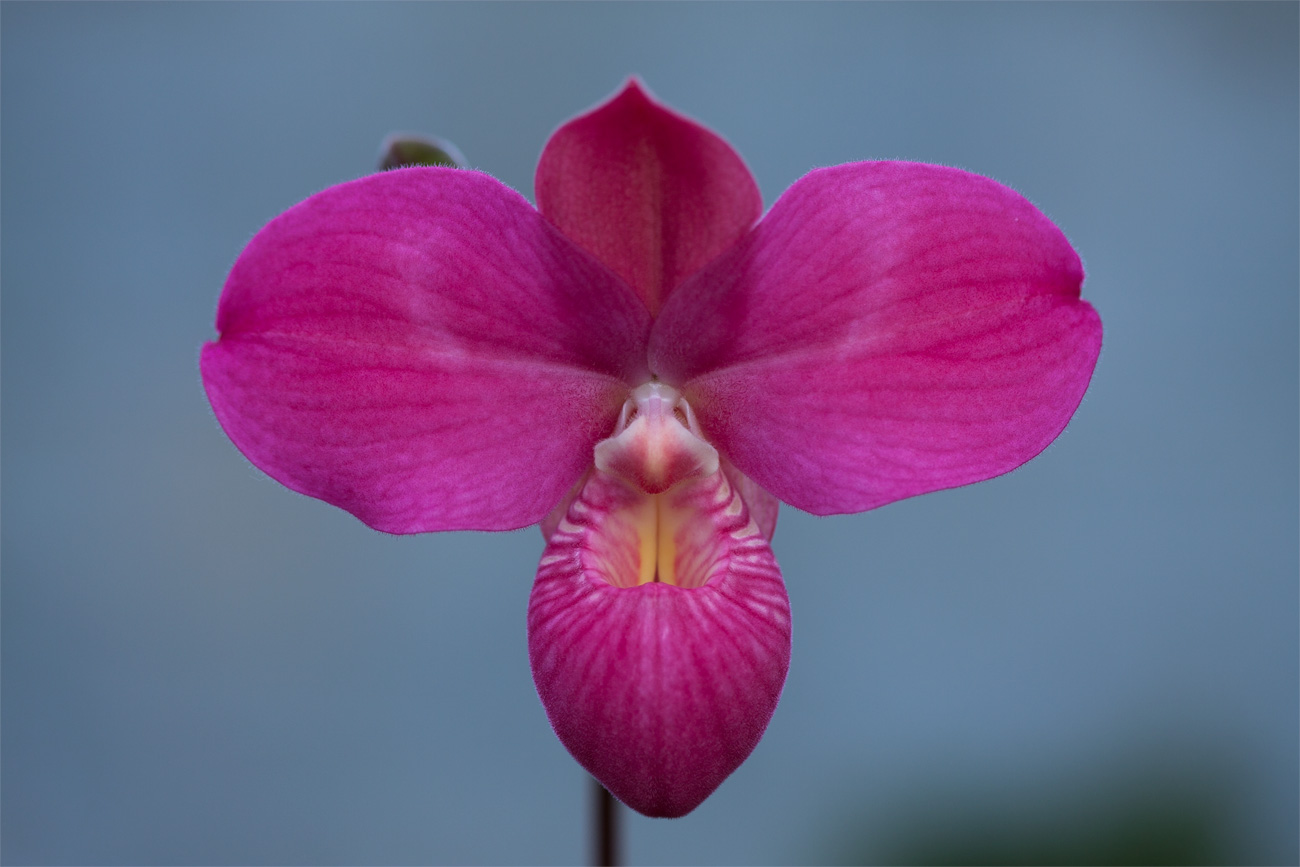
201, 81, 1102, 818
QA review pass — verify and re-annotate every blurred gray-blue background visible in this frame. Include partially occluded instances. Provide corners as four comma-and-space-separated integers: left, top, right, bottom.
3, 3, 1296, 864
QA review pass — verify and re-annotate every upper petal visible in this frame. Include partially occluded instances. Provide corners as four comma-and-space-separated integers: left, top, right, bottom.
535, 80, 763, 316
649, 161, 1103, 516
202, 167, 652, 533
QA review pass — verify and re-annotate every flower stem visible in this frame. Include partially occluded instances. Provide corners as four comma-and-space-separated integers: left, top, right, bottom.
591, 777, 621, 867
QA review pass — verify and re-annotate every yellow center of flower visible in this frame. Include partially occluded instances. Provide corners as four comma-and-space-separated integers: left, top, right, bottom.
629, 492, 680, 585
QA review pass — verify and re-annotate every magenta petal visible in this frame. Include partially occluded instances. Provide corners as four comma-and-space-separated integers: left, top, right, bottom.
528, 470, 791, 818
535, 80, 763, 316
650, 161, 1103, 516
201, 167, 652, 533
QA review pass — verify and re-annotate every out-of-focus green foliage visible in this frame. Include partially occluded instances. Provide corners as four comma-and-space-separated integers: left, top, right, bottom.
819, 747, 1236, 866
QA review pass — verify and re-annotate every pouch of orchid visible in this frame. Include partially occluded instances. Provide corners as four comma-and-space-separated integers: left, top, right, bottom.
201, 80, 1101, 819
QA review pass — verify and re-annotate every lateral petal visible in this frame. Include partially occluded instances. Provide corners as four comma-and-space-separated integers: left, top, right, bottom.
202, 167, 651, 533
650, 161, 1102, 516
535, 80, 762, 316
528, 468, 791, 818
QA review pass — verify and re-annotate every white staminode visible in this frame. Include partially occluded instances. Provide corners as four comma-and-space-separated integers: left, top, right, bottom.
593, 382, 720, 494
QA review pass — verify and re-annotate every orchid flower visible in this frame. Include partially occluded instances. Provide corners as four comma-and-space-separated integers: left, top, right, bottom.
201, 81, 1102, 819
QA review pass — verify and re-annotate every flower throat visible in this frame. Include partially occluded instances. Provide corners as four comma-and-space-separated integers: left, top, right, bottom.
577, 382, 734, 588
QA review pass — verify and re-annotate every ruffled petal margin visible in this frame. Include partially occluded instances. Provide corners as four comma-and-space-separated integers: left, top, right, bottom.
535, 80, 762, 317
650, 161, 1102, 516
201, 167, 651, 533
528, 468, 791, 817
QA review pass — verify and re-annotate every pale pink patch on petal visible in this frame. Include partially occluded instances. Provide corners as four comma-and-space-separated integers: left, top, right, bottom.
721, 457, 779, 540
528, 468, 791, 818
650, 161, 1103, 516
539, 469, 590, 544
535, 80, 762, 316
202, 167, 651, 533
